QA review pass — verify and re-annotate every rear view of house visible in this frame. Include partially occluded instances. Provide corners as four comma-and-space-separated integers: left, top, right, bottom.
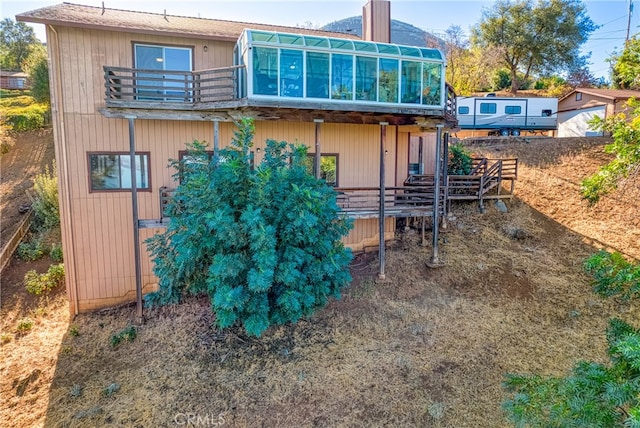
0, 71, 29, 90
17, 0, 457, 314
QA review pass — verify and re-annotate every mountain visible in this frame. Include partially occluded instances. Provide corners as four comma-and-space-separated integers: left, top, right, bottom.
321, 16, 445, 50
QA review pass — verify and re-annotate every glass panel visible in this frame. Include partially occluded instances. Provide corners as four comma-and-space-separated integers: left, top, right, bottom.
305, 154, 338, 186
399, 46, 421, 57
329, 39, 354, 50
135, 45, 164, 100
355, 56, 377, 101
250, 31, 278, 42
422, 63, 442, 105
379, 58, 398, 103
164, 47, 191, 99
134, 45, 192, 101
458, 106, 470, 114
306, 52, 329, 98
252, 47, 278, 95
377, 43, 399, 55
90, 154, 150, 191
278, 34, 304, 45
401, 61, 421, 104
353, 41, 377, 52
480, 103, 497, 114
331, 54, 353, 100
304, 36, 329, 48
505, 105, 522, 114
420, 48, 442, 60
280, 49, 303, 97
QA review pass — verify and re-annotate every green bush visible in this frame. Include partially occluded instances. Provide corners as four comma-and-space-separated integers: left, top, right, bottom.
50, 243, 63, 262
3, 103, 47, 132
16, 318, 34, 333
31, 162, 59, 231
24, 263, 65, 295
584, 250, 640, 300
448, 143, 473, 175
146, 118, 353, 337
110, 326, 136, 347
17, 239, 45, 261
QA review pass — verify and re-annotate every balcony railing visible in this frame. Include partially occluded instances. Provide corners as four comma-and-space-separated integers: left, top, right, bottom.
104, 65, 242, 105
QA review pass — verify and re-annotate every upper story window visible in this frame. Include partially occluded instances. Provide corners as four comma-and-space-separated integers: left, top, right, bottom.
479, 103, 497, 114
505, 105, 522, 114
134, 44, 193, 101
575, 93, 582, 101
88, 152, 151, 192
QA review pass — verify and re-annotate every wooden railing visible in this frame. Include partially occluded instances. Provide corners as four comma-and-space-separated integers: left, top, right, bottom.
335, 186, 446, 219
445, 83, 457, 123
104, 65, 243, 105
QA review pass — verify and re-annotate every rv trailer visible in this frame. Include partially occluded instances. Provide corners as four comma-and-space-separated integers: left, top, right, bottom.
456, 96, 558, 136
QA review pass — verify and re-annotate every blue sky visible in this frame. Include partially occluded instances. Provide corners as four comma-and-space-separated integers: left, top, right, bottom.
2, 0, 637, 81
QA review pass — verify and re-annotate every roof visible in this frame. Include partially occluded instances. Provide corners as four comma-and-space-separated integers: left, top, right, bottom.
0, 71, 28, 78
559, 87, 640, 103
16, 2, 359, 42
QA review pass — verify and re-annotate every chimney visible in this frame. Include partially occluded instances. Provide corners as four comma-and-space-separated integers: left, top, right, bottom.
362, 0, 391, 43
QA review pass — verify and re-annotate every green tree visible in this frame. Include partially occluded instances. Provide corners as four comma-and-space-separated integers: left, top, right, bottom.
146, 119, 353, 337
0, 18, 38, 71
611, 37, 640, 90
472, 0, 597, 93
23, 44, 50, 103
581, 98, 640, 204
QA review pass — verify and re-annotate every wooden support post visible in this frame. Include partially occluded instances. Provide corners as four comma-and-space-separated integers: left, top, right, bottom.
441, 132, 449, 230
378, 122, 388, 281
126, 116, 144, 323
314, 119, 323, 179
213, 120, 220, 165
428, 124, 445, 268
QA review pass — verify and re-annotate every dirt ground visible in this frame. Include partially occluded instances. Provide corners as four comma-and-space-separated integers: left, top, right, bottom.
1, 136, 639, 427
0, 128, 56, 249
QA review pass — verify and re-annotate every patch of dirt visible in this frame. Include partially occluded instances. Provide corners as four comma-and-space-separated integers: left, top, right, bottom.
0, 128, 55, 249
1, 136, 640, 427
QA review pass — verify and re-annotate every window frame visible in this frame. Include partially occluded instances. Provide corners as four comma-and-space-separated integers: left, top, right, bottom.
87, 151, 152, 193
132, 42, 194, 102
458, 106, 470, 115
575, 92, 582, 101
306, 153, 339, 187
505, 105, 522, 115
479, 102, 497, 114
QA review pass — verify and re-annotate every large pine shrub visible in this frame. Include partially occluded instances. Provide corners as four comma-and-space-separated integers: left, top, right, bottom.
146, 119, 353, 337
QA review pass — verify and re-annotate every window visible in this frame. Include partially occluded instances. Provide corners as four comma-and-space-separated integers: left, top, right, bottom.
505, 105, 522, 114
422, 63, 441, 105
305, 154, 338, 186
355, 56, 377, 101
479, 103, 497, 114
401, 60, 421, 104
379, 58, 398, 103
458, 106, 470, 115
306, 52, 330, 98
134, 44, 192, 101
88, 153, 150, 192
331, 54, 353, 100
177, 150, 255, 182
253, 47, 278, 95
575, 93, 582, 101
280, 49, 303, 97
541, 109, 552, 117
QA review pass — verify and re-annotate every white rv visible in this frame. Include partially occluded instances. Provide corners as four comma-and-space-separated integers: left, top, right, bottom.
456, 96, 558, 136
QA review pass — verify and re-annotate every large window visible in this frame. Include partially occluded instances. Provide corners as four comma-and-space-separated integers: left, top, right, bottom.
331, 54, 353, 100
401, 60, 421, 104
422, 63, 441, 105
379, 58, 398, 103
479, 103, 497, 114
252, 47, 278, 95
305, 154, 338, 186
306, 52, 330, 98
279, 49, 303, 97
134, 44, 192, 101
356, 56, 377, 101
88, 153, 150, 192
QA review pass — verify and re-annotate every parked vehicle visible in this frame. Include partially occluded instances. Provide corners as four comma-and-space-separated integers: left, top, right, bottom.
456, 96, 558, 136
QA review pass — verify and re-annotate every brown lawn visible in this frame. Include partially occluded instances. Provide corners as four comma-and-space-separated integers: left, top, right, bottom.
1, 136, 639, 427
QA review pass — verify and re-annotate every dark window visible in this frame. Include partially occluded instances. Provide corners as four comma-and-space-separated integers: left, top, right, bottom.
134, 44, 192, 101
575, 93, 582, 101
505, 105, 522, 114
252, 47, 278, 95
479, 103, 497, 114
279, 49, 303, 97
305, 153, 338, 186
306, 52, 329, 98
458, 106, 470, 115
541, 109, 552, 117
88, 152, 150, 192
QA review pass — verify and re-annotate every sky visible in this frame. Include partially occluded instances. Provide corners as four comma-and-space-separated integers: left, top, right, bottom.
1, 0, 637, 81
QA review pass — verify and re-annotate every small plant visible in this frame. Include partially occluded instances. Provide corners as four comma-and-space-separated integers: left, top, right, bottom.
31, 162, 60, 231
50, 243, 63, 262
69, 384, 83, 398
102, 382, 120, 397
1, 332, 14, 344
17, 239, 45, 261
110, 326, 136, 347
448, 143, 473, 175
16, 318, 34, 333
24, 263, 65, 295
69, 325, 80, 337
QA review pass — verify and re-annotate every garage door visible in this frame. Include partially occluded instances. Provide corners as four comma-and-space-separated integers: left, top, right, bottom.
557, 105, 605, 137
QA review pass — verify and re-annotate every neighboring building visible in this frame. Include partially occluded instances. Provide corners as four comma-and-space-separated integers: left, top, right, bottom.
557, 88, 640, 137
17, 1, 456, 314
0, 71, 29, 90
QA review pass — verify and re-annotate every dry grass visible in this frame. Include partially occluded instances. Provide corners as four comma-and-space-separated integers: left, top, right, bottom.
1, 137, 639, 427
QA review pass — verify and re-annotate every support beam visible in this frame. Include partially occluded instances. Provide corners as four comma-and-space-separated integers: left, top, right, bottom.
314, 119, 323, 179
378, 122, 388, 280
441, 132, 450, 229
428, 124, 445, 268
126, 116, 144, 323
213, 119, 220, 164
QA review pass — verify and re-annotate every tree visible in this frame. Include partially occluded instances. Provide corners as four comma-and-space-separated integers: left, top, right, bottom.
581, 99, 640, 204
146, 119, 353, 337
611, 37, 640, 90
0, 18, 38, 71
23, 44, 50, 103
472, 0, 597, 93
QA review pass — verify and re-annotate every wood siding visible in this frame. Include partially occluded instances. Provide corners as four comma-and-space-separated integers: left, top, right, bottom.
48, 25, 426, 312
558, 92, 614, 119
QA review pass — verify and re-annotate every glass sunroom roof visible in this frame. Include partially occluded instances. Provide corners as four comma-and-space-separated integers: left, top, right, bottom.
244, 29, 444, 60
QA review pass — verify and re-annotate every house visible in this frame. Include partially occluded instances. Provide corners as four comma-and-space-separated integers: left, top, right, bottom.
17, 1, 456, 315
0, 70, 29, 90
557, 87, 640, 137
